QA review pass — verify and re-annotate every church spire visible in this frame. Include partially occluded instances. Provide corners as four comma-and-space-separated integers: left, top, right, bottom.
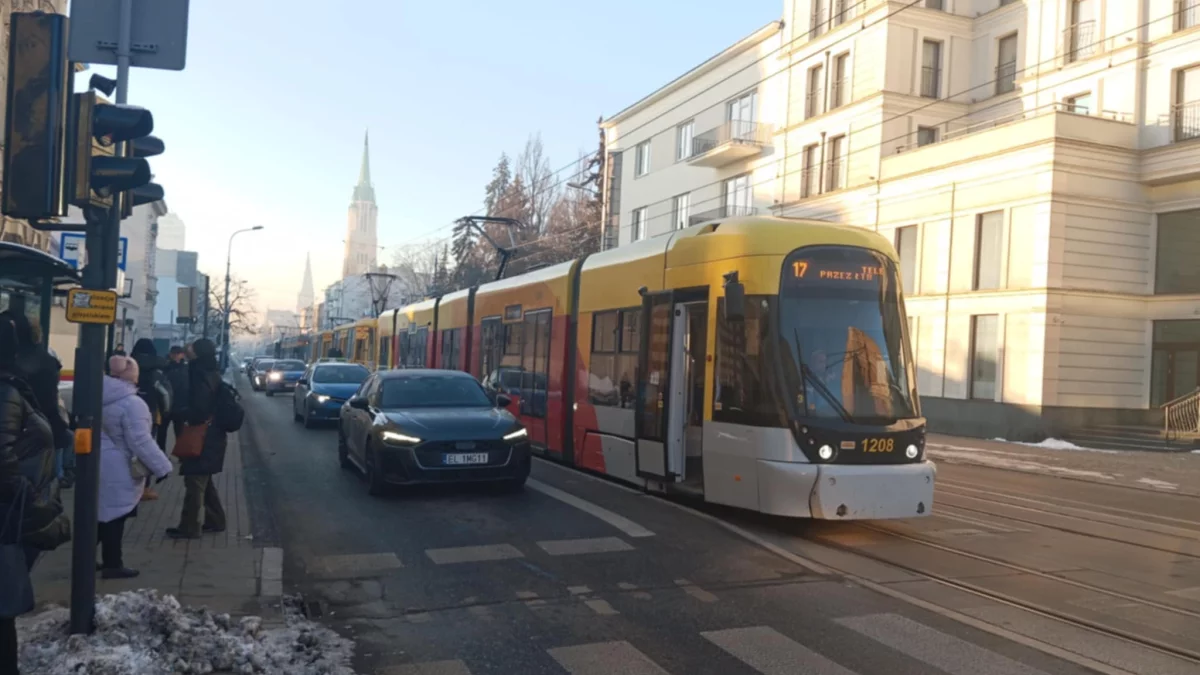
352, 130, 375, 203
297, 252, 315, 313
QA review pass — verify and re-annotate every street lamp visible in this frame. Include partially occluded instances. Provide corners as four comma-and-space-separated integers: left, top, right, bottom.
221, 225, 264, 370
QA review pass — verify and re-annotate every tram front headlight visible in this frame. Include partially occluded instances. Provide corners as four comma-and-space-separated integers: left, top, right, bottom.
817, 444, 835, 461
905, 444, 919, 459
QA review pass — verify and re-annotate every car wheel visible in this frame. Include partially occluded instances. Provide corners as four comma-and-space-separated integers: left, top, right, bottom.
336, 427, 352, 469
364, 441, 387, 497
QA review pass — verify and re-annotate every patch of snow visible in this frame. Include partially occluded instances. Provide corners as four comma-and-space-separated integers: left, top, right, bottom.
1136, 477, 1179, 491
18, 590, 355, 675
927, 447, 1117, 481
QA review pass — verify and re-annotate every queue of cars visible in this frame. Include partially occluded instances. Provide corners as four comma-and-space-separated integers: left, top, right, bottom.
242, 356, 532, 495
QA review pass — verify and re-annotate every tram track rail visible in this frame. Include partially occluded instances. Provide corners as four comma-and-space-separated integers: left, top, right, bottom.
806, 519, 1200, 667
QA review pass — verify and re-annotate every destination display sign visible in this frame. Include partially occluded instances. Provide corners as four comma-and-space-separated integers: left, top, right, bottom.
783, 247, 892, 289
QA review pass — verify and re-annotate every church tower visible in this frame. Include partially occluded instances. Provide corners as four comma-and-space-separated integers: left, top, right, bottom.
342, 131, 378, 278
297, 253, 315, 314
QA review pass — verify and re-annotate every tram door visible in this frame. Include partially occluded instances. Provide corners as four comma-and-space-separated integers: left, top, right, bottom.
634, 291, 686, 482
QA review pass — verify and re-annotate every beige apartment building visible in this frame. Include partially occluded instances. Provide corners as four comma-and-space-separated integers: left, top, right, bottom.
601, 0, 1200, 440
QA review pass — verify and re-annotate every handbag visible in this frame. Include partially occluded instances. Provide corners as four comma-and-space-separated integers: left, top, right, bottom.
172, 420, 210, 459
0, 486, 36, 619
130, 456, 149, 479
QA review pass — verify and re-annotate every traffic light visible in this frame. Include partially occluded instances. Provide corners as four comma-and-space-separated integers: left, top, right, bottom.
2, 12, 72, 220
67, 91, 164, 211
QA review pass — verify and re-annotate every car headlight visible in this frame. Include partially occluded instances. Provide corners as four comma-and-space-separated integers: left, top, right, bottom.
503, 428, 528, 442
382, 430, 421, 445
314, 394, 330, 404
268, 372, 282, 381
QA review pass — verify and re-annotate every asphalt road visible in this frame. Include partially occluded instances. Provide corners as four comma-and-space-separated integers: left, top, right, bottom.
236, 377, 1098, 675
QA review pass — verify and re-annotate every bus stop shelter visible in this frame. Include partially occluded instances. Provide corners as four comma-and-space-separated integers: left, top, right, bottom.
0, 241, 81, 341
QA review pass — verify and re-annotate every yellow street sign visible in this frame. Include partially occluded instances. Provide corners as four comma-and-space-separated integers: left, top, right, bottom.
65, 288, 118, 324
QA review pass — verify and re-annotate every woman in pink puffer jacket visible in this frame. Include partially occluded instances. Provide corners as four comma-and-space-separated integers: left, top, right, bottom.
99, 355, 172, 578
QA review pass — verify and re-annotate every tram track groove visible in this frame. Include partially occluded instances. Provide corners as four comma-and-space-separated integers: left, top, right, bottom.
937, 479, 1200, 529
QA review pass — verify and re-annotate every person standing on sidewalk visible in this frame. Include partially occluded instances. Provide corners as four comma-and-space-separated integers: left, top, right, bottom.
161, 346, 190, 448
167, 339, 228, 539
1, 312, 71, 487
129, 339, 172, 502
98, 356, 172, 578
0, 314, 66, 674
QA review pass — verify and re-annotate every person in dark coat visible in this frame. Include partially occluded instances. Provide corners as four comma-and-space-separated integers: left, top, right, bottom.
0, 313, 61, 674
161, 345, 190, 448
129, 339, 171, 502
0, 312, 70, 460
166, 338, 227, 539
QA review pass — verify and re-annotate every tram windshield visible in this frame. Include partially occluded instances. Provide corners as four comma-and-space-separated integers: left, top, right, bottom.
778, 246, 917, 424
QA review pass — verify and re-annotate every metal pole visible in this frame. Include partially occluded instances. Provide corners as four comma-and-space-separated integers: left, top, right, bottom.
201, 274, 210, 339
222, 238, 233, 370
69, 0, 133, 636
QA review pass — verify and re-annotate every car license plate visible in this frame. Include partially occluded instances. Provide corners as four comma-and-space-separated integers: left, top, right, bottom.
445, 453, 489, 466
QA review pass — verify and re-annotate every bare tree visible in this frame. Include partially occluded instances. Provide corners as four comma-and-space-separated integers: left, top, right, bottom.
208, 276, 259, 337
515, 134, 558, 235
390, 242, 441, 300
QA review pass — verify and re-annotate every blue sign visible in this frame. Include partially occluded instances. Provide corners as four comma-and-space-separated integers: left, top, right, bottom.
57, 234, 127, 271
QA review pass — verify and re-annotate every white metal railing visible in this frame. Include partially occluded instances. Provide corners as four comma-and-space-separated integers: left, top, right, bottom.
1164, 387, 1200, 438
891, 102, 1133, 154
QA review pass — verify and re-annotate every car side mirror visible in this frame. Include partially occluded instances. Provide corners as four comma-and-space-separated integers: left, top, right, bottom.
349, 396, 369, 410
296, 378, 307, 386
495, 394, 512, 408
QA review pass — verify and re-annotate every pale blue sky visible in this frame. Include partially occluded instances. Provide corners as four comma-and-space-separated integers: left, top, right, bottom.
88, 0, 779, 313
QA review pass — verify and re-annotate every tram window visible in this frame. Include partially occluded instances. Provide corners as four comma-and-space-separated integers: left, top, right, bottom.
503, 323, 522, 355
480, 318, 502, 381
616, 309, 640, 409
442, 328, 462, 371
588, 311, 619, 407
713, 296, 780, 426
379, 337, 390, 369
519, 310, 551, 417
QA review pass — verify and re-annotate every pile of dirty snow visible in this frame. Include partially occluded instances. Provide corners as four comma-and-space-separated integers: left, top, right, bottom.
17, 590, 355, 675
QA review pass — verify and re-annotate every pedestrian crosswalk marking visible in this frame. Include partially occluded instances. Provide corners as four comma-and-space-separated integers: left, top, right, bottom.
306, 552, 403, 579
537, 536, 634, 556
837, 613, 1053, 675
584, 598, 619, 615
674, 578, 718, 603
548, 641, 670, 674
379, 660, 471, 675
702, 626, 857, 675
424, 544, 524, 564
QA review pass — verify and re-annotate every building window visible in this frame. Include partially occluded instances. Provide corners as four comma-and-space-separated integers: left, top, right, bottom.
727, 91, 758, 141
635, 140, 651, 177
831, 53, 849, 108
1175, 66, 1200, 142
974, 211, 1003, 290
631, 207, 647, 241
917, 126, 939, 147
1064, 92, 1093, 114
802, 144, 820, 197
1156, 208, 1200, 293
825, 135, 845, 192
672, 193, 690, 230
1178, 0, 1199, 31
810, 0, 828, 37
921, 40, 941, 98
723, 174, 752, 217
996, 34, 1018, 95
924, 0, 944, 9
833, 0, 858, 26
895, 225, 918, 295
970, 315, 999, 400
1065, 0, 1097, 64
676, 121, 694, 161
806, 64, 825, 118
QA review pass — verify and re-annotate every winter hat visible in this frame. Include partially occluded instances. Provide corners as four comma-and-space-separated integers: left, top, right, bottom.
108, 355, 139, 384
131, 338, 157, 358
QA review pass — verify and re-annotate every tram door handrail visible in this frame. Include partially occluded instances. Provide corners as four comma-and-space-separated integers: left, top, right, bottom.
1163, 387, 1200, 438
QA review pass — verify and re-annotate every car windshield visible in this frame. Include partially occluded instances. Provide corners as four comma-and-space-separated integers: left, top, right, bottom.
312, 365, 369, 384
272, 360, 305, 371
777, 246, 917, 424
379, 375, 492, 409
255, 360, 274, 369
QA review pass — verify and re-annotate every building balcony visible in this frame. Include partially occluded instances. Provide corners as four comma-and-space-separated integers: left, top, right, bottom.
687, 121, 772, 167
1175, 100, 1200, 143
688, 205, 757, 227
883, 102, 1136, 181
1063, 21, 1097, 64
1177, 0, 1199, 32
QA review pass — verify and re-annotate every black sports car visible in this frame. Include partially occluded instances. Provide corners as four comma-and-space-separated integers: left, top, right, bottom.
337, 369, 530, 495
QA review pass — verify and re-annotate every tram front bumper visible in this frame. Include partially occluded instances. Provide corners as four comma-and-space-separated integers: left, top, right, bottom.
757, 459, 936, 520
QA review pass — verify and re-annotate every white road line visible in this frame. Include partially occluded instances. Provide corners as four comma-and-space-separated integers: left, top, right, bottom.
548, 641, 670, 675
838, 613, 1052, 675
702, 626, 857, 675
568, 585, 593, 595
380, 661, 472, 675
537, 536, 634, 556
305, 552, 403, 579
527, 478, 655, 538
674, 579, 718, 603
424, 544, 524, 565
584, 598, 619, 615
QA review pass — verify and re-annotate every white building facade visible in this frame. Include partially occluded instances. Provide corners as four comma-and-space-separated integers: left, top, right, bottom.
602, 0, 1200, 439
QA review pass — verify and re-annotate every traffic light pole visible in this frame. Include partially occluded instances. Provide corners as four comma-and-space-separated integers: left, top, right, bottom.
69, 0, 134, 635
